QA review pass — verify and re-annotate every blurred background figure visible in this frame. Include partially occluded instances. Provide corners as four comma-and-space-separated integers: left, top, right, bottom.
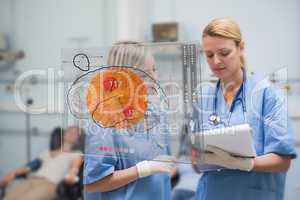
0, 126, 84, 200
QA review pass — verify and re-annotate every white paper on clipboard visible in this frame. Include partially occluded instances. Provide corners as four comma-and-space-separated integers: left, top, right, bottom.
192, 124, 257, 172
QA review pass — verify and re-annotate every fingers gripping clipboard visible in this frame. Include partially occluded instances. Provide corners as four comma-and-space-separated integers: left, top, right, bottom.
191, 124, 257, 172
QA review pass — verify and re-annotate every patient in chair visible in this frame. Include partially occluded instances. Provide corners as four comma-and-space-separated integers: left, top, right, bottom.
0, 126, 84, 200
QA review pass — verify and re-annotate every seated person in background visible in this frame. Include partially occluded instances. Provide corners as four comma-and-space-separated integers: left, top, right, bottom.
0, 126, 84, 200
0, 127, 62, 188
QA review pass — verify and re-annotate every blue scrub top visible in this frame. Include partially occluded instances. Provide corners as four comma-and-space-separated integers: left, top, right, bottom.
83, 106, 172, 200
192, 73, 297, 200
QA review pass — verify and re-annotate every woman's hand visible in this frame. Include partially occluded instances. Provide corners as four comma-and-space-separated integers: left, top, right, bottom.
85, 155, 177, 193
191, 147, 204, 173
202, 145, 254, 171
192, 145, 291, 173
136, 155, 176, 178
191, 147, 201, 164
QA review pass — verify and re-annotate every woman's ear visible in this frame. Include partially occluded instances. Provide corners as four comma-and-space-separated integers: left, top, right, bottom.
239, 41, 245, 53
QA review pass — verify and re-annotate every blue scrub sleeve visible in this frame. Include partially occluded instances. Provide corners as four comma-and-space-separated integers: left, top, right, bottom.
262, 87, 297, 158
83, 127, 118, 185
84, 155, 117, 184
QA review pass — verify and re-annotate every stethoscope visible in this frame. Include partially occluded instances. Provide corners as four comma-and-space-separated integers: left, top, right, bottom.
209, 68, 247, 126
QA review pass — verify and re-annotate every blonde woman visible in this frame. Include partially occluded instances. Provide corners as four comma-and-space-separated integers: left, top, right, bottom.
84, 41, 174, 200
192, 18, 296, 200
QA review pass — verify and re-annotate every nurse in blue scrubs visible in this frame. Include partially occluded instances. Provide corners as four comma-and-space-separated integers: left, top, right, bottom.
193, 18, 297, 200
83, 41, 174, 200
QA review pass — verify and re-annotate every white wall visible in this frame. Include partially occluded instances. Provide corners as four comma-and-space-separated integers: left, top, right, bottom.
0, 0, 13, 35
148, 0, 300, 78
5, 0, 300, 77
13, 0, 105, 71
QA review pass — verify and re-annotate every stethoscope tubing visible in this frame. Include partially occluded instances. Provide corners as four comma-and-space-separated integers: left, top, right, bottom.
210, 68, 247, 126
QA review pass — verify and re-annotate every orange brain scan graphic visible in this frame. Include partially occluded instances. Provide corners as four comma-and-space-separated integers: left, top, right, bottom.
86, 68, 148, 129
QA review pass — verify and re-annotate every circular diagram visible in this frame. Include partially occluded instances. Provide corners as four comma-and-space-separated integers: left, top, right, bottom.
86, 67, 148, 129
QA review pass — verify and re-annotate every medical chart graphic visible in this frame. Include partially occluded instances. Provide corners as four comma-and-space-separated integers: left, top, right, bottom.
86, 67, 148, 129
67, 63, 169, 133
62, 43, 204, 162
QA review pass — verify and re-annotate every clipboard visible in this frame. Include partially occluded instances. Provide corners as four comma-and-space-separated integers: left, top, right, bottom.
192, 124, 256, 172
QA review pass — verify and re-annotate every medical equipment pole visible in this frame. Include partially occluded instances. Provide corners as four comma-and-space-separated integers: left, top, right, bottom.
25, 98, 33, 163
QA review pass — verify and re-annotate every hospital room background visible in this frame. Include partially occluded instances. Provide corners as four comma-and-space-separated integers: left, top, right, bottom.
0, 0, 299, 199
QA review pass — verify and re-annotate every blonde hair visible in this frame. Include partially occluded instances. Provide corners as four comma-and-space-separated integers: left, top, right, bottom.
202, 18, 245, 67
107, 41, 151, 67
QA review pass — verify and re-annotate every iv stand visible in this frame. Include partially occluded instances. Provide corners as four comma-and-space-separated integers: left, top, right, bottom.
25, 98, 33, 163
